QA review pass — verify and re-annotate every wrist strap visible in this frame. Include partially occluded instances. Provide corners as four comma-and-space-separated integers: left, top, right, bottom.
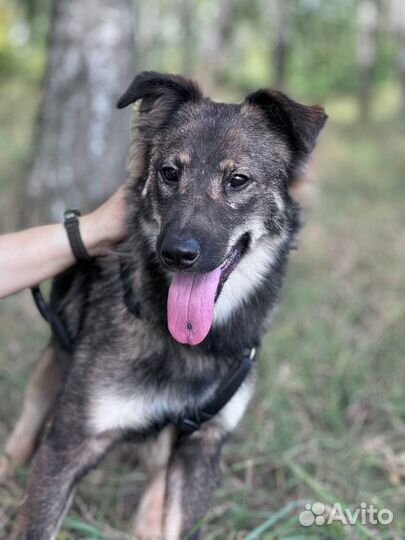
63, 209, 91, 262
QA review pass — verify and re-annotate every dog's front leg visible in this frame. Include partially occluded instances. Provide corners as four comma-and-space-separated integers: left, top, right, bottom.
12, 421, 115, 540
0, 344, 63, 480
162, 426, 225, 540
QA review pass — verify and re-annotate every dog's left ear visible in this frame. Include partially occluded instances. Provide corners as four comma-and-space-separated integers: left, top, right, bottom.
117, 71, 203, 153
244, 89, 327, 159
117, 71, 202, 113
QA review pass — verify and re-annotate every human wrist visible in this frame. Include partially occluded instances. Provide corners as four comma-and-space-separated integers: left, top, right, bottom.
75, 187, 128, 258
79, 213, 107, 257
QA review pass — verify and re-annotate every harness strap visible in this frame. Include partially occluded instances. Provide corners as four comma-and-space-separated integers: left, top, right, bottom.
31, 265, 256, 436
31, 286, 73, 353
30, 209, 87, 352
174, 347, 256, 436
31, 259, 138, 351
119, 259, 141, 317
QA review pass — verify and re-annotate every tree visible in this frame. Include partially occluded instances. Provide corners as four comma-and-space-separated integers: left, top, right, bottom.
134, 1, 161, 73
179, 0, 194, 76
270, 0, 291, 91
199, 0, 235, 91
23, 0, 134, 226
389, 0, 405, 118
356, 0, 379, 121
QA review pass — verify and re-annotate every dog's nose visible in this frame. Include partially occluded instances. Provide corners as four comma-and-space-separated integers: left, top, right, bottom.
161, 238, 201, 270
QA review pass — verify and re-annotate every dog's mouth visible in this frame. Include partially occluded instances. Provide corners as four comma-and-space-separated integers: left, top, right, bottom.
167, 233, 250, 346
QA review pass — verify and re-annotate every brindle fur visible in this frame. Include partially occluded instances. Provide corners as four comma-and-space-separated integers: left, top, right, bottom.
5, 72, 326, 540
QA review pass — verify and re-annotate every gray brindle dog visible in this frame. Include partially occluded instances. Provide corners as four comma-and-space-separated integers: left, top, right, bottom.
6, 72, 326, 539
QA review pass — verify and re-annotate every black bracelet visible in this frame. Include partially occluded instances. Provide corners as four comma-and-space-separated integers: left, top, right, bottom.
63, 209, 91, 262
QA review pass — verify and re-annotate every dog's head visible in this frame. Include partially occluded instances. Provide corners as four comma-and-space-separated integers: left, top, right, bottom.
118, 71, 327, 346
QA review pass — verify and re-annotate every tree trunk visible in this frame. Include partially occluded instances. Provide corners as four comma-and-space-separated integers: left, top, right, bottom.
199, 0, 234, 91
389, 0, 405, 118
179, 0, 194, 77
270, 0, 291, 91
23, 0, 135, 226
134, 1, 161, 72
356, 0, 379, 122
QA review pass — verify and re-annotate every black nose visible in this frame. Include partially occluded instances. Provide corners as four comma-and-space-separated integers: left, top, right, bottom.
161, 238, 201, 270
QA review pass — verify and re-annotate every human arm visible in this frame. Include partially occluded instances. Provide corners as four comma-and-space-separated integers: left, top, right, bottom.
0, 186, 127, 299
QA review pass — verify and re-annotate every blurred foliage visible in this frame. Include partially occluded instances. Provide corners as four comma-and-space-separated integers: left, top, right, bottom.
0, 0, 401, 104
0, 0, 49, 80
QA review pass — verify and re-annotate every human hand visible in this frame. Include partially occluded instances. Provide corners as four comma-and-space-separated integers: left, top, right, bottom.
80, 185, 128, 256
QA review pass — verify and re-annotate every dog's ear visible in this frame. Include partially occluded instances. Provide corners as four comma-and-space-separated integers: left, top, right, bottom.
244, 89, 327, 159
117, 71, 202, 116
117, 72, 203, 179
117, 72, 203, 155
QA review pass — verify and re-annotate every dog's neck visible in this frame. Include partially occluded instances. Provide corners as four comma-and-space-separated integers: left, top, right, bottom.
126, 212, 296, 358
129, 192, 299, 354
213, 234, 284, 327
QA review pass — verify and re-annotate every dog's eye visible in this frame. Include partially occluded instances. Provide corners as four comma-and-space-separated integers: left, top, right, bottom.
161, 167, 179, 184
227, 174, 250, 191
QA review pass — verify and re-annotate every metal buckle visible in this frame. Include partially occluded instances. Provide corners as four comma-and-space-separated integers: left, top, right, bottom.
243, 347, 256, 361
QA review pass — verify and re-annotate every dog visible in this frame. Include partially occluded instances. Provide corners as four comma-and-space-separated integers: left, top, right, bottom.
5, 71, 326, 539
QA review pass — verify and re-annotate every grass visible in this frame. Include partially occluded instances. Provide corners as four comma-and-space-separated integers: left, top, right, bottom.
0, 81, 404, 539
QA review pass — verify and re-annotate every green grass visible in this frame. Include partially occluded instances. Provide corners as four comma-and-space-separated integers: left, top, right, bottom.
0, 82, 404, 539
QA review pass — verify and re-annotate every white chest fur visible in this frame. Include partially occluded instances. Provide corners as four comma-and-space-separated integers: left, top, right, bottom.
213, 236, 279, 325
88, 377, 254, 436
87, 238, 270, 436
88, 388, 171, 435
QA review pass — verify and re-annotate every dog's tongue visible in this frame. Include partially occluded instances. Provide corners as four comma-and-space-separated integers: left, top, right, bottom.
167, 267, 221, 345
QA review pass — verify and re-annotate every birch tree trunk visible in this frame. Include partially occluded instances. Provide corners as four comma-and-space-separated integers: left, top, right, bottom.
23, 0, 135, 226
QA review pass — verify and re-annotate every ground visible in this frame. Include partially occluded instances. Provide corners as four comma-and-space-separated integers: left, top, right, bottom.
0, 81, 404, 539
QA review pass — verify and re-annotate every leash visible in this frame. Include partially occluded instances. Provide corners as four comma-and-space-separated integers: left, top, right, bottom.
30, 209, 90, 354
31, 208, 256, 435
30, 258, 135, 354
31, 285, 73, 353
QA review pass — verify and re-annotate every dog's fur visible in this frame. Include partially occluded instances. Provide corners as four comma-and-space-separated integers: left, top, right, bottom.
5, 72, 326, 540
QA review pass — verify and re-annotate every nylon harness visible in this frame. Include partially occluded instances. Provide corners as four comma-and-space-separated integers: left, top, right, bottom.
31, 262, 256, 436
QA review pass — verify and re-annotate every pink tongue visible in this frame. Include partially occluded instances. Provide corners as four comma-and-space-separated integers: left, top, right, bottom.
167, 267, 221, 345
